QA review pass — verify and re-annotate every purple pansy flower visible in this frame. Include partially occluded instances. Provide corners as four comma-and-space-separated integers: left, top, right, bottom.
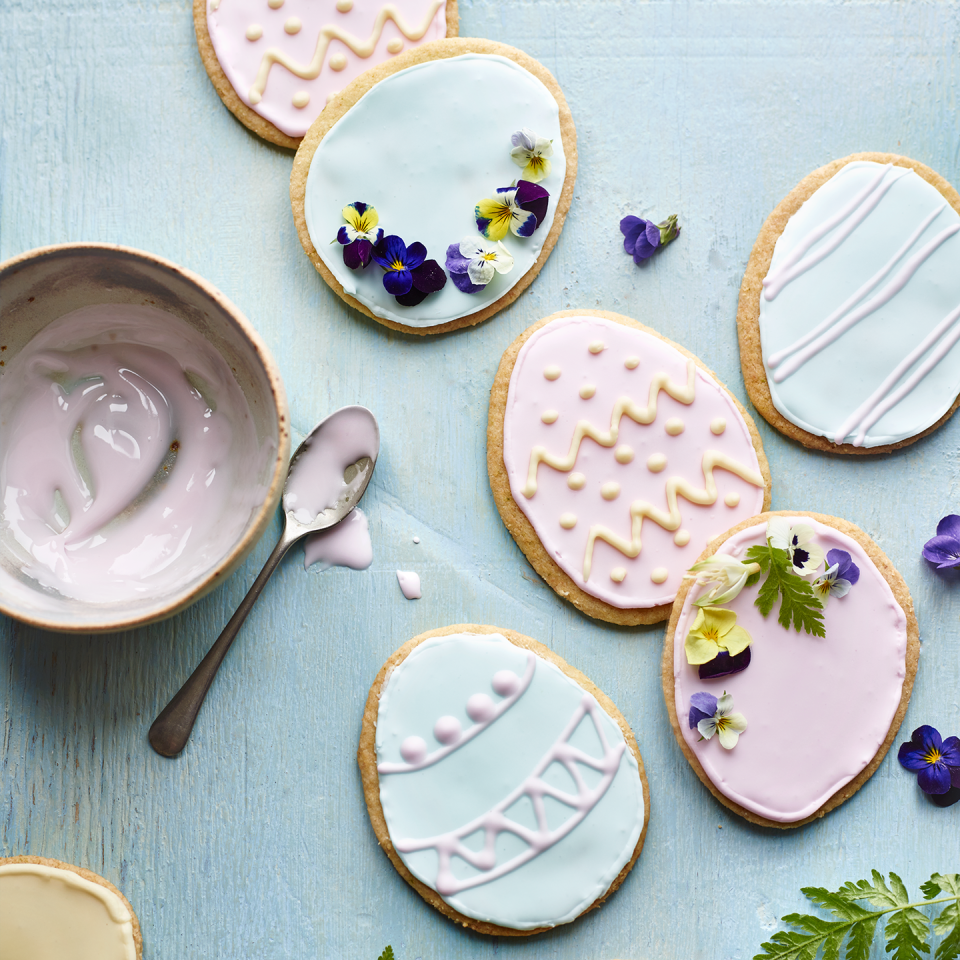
898, 725, 960, 796
922, 515, 960, 569
812, 548, 861, 605
620, 213, 680, 264
372, 235, 446, 305
336, 201, 384, 269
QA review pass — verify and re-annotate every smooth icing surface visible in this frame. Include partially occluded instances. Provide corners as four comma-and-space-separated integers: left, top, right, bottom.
672, 519, 908, 822
0, 863, 136, 960
502, 316, 766, 608
304, 55, 566, 328
0, 305, 270, 603
206, 0, 447, 138
759, 160, 960, 447
302, 507, 372, 570
375, 632, 644, 929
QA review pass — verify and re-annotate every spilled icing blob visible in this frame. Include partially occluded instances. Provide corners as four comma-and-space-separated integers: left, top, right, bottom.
397, 569, 421, 598
303, 508, 372, 570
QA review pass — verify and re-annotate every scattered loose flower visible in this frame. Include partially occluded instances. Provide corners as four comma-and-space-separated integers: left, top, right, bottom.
922, 515, 960, 569
689, 690, 747, 750
475, 180, 550, 241
898, 725, 960, 800
336, 201, 384, 269
684, 606, 752, 666
767, 517, 825, 576
445, 237, 514, 293
371, 235, 446, 305
811, 548, 860, 605
620, 213, 680, 263
510, 128, 554, 183
688, 554, 762, 608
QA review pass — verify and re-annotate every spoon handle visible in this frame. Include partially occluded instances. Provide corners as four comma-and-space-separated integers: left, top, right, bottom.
148, 533, 293, 757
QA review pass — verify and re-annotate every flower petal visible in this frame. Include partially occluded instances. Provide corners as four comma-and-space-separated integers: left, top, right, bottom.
698, 647, 751, 680
467, 258, 495, 286
410, 259, 446, 294
918, 762, 952, 795
445, 243, 471, 274
450, 270, 486, 293
690, 691, 719, 715
940, 735, 960, 767
403, 242, 427, 271
394, 287, 428, 307
697, 717, 717, 740
766, 517, 793, 550
720, 625, 752, 657
510, 207, 539, 238
382, 268, 413, 296
620, 216, 646, 254
922, 535, 960, 565
898, 744, 930, 772
716, 691, 735, 715
342, 239, 370, 270
936, 514, 960, 539
515, 179, 550, 228
373, 235, 406, 269
717, 724, 742, 750
491, 243, 514, 274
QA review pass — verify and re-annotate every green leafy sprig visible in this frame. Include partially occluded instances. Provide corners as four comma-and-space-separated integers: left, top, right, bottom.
377, 948, 394, 960
755, 871, 960, 960
744, 542, 825, 637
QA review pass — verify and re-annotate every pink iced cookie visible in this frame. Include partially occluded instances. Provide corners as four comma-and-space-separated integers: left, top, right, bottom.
488, 310, 772, 624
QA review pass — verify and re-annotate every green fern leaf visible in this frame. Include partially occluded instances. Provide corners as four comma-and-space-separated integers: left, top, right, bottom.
885, 908, 931, 960
934, 902, 960, 937
803, 886, 875, 921
844, 914, 880, 960
930, 875, 960, 899
377, 947, 394, 960
754, 928, 823, 960
744, 544, 825, 635
936, 924, 960, 960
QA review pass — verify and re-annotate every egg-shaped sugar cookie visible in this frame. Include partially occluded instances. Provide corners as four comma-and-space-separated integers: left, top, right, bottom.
663, 512, 919, 828
358, 625, 649, 935
195, 0, 458, 148
488, 310, 772, 625
738, 152, 960, 453
291, 38, 577, 334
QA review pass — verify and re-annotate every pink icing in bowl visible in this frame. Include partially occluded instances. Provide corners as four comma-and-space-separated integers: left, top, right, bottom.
0, 244, 290, 633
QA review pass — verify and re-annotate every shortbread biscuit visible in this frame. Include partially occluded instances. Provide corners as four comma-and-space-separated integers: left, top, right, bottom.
488, 310, 771, 625
662, 511, 919, 828
738, 152, 960, 453
358, 624, 649, 935
290, 38, 577, 334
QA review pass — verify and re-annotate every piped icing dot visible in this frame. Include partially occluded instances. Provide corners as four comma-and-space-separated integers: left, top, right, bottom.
434, 715, 462, 745
387, 37, 404, 54
559, 513, 577, 529
674, 529, 691, 546
601, 482, 620, 500
624, 356, 640, 369
267, 0, 283, 8
329, 52, 348, 71
567, 472, 586, 490
665, 417, 685, 436
711, 417, 727, 435
336, 0, 353, 9
615, 445, 634, 464
284, 15, 301, 33
647, 453, 667, 473
325, 90, 340, 104
610, 567, 627, 583
541, 409, 559, 424
245, 23, 263, 40
588, 340, 605, 354
466, 693, 496, 723
650, 567, 669, 584
492, 669, 521, 696
724, 492, 741, 507
292, 91, 310, 108
579, 383, 597, 399
400, 735, 427, 764
544, 365, 561, 381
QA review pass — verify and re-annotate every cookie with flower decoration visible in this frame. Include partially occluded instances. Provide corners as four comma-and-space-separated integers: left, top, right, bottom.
662, 511, 920, 828
290, 37, 577, 334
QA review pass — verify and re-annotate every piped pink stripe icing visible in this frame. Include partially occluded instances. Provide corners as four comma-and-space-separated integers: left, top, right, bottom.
502, 316, 767, 608
672, 518, 908, 823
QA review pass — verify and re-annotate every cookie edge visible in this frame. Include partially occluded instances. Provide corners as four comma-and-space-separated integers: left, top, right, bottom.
659, 510, 920, 829
356, 623, 650, 936
487, 308, 773, 625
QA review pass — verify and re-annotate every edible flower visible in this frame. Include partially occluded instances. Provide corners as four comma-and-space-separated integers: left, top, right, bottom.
688, 553, 762, 607
620, 213, 680, 263
372, 235, 447, 305
336, 201, 384, 269
922, 515, 960, 569
684, 606, 752, 666
767, 517, 825, 576
475, 180, 550, 241
688, 691, 747, 750
898, 725, 960, 800
811, 549, 861, 604
445, 237, 515, 292
510, 128, 554, 183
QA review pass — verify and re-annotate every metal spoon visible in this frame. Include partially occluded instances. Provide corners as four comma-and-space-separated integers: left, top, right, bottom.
148, 405, 380, 757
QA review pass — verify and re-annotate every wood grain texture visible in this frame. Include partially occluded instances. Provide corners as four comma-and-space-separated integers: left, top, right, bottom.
2, 1, 959, 958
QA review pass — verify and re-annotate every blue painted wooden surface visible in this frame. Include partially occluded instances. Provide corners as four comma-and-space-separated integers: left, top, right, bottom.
2, 1, 959, 957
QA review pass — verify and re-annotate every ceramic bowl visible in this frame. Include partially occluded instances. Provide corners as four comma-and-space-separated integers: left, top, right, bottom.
0, 243, 290, 633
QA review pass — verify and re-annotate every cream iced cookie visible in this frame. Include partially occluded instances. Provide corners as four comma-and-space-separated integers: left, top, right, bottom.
662, 512, 919, 828
357, 625, 649, 935
488, 310, 772, 625
738, 152, 960, 453
0, 856, 143, 960
195, 0, 458, 147
290, 38, 577, 334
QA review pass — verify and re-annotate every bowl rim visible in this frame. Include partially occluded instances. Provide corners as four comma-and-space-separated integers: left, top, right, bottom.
0, 241, 291, 634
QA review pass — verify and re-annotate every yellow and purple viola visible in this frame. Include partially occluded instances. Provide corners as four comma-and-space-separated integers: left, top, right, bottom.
445, 236, 515, 294
371, 235, 446, 307
475, 180, 550, 242
688, 691, 747, 750
684, 606, 753, 680
336, 202, 384, 269
509, 128, 553, 183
